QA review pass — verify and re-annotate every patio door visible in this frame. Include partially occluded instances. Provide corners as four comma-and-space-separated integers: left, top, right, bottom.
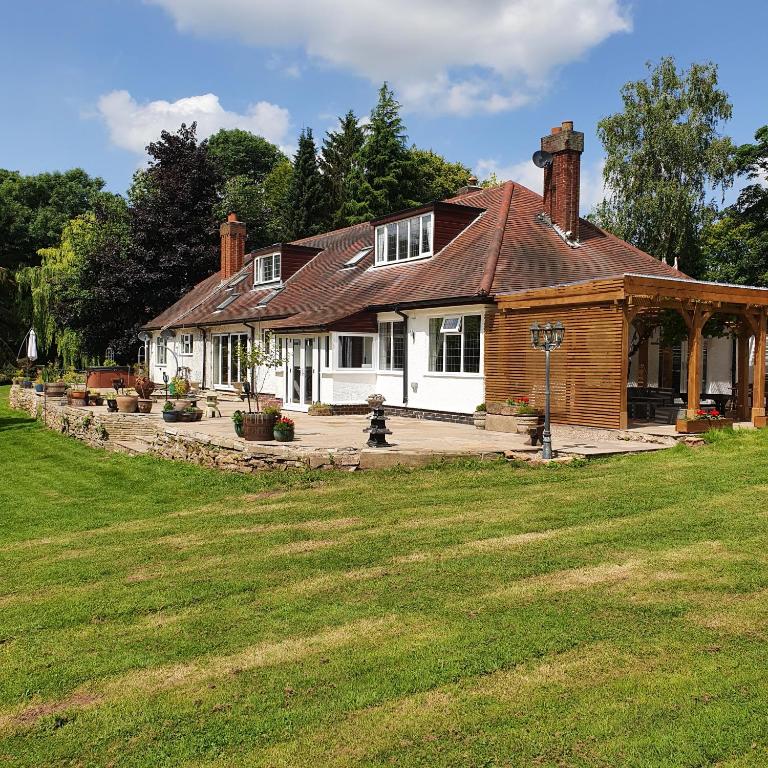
212, 333, 249, 387
286, 337, 315, 410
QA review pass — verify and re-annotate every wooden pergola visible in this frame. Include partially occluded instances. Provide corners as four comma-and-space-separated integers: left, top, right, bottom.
493, 273, 768, 429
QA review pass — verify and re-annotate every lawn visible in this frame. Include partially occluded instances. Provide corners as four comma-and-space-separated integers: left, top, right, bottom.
1, 386, 768, 767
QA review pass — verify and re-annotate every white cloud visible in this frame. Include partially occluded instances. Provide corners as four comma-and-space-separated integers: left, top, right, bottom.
147, 0, 631, 115
475, 156, 607, 213
97, 90, 292, 156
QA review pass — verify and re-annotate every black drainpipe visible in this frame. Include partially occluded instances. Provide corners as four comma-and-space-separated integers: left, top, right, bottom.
196, 327, 207, 389
395, 308, 409, 406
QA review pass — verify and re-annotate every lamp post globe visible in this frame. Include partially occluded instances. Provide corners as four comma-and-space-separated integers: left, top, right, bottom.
529, 321, 565, 460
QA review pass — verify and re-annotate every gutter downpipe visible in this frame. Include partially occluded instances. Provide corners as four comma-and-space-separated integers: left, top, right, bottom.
395, 308, 409, 406
196, 327, 207, 390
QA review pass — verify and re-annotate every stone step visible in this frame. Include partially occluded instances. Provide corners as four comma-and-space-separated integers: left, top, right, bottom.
112, 440, 151, 456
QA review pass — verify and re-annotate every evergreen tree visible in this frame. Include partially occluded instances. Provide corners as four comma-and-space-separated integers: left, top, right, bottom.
407, 148, 473, 203
319, 111, 365, 228
344, 83, 416, 224
285, 128, 324, 239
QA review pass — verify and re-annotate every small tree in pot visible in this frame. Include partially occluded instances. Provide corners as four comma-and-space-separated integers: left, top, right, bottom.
133, 363, 156, 412
234, 335, 283, 441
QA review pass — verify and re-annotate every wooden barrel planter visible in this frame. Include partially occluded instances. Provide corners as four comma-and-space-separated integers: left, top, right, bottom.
243, 412, 277, 441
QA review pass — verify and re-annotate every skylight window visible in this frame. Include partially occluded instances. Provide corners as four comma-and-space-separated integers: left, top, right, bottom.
228, 273, 248, 287
374, 213, 433, 265
440, 316, 462, 334
215, 295, 237, 311
343, 246, 373, 268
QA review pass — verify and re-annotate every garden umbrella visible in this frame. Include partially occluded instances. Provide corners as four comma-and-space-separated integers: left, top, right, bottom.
26, 329, 38, 363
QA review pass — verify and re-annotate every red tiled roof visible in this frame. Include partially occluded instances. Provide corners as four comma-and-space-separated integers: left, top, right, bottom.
143, 181, 688, 332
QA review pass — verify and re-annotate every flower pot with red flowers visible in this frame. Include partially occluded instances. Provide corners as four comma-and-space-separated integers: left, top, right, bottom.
273, 416, 295, 442
513, 403, 543, 433
676, 409, 733, 433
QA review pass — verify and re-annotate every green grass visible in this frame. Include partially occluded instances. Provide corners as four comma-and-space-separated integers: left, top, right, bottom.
2, 385, 768, 767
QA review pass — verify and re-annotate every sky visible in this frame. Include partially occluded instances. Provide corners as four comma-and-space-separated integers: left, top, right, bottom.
1, 0, 766, 213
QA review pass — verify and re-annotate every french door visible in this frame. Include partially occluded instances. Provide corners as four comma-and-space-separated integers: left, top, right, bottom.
285, 337, 315, 410
213, 333, 249, 387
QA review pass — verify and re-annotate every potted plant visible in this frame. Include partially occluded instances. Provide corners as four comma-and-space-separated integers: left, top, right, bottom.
69, 387, 88, 406
88, 389, 104, 406
137, 398, 153, 414
162, 400, 179, 423
169, 375, 190, 399
133, 363, 156, 400
273, 416, 295, 442
514, 402, 542, 433
234, 336, 283, 441
473, 403, 487, 429
232, 409, 244, 437
33, 374, 44, 393
116, 388, 139, 413
676, 408, 733, 434
308, 402, 334, 416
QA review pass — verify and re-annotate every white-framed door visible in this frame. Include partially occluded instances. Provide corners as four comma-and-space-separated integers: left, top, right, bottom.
212, 332, 249, 388
285, 337, 316, 410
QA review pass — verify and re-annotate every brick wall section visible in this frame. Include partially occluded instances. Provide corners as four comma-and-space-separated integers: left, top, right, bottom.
220, 214, 246, 279
542, 121, 584, 239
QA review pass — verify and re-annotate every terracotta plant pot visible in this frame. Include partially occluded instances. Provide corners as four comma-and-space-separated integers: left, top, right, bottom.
243, 412, 277, 441
675, 417, 733, 434
69, 390, 88, 406
115, 395, 139, 413
173, 399, 192, 412
137, 398, 153, 414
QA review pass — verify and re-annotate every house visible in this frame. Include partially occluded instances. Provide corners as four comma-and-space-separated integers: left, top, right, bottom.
142, 121, 768, 429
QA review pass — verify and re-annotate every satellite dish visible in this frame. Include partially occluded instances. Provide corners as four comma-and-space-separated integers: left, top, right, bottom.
137, 331, 151, 343
532, 150, 553, 169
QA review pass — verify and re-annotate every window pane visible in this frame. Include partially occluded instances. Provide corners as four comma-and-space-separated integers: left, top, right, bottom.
292, 340, 301, 401
463, 315, 481, 373
274, 253, 281, 280
398, 221, 408, 261
362, 337, 373, 367
340, 336, 372, 368
376, 226, 385, 262
263, 256, 273, 282
387, 224, 398, 262
220, 336, 229, 384
429, 318, 443, 372
392, 322, 404, 370
212, 338, 220, 384
445, 333, 462, 373
421, 215, 432, 254
304, 339, 314, 403
379, 322, 392, 369
409, 218, 419, 259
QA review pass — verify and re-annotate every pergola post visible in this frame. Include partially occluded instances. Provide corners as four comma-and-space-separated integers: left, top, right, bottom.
752, 312, 767, 427
737, 332, 751, 422
685, 308, 708, 419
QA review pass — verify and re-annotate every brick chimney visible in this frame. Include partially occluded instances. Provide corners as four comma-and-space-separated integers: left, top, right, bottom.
542, 120, 584, 240
220, 213, 246, 279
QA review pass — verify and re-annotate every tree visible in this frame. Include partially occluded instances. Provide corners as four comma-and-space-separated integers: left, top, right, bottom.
591, 57, 734, 277
207, 128, 286, 184
319, 111, 365, 228
344, 83, 416, 223
702, 124, 768, 286
407, 148, 473, 203
285, 128, 325, 239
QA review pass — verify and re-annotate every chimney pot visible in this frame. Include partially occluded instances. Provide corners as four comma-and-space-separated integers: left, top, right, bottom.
227, 212, 238, 222
561, 120, 574, 132
551, 126, 561, 135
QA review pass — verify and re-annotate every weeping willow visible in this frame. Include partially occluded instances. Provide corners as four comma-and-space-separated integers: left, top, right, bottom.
16, 217, 88, 368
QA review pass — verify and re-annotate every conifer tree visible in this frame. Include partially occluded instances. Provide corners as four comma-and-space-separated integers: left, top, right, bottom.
344, 83, 416, 224
319, 111, 365, 228
286, 128, 325, 239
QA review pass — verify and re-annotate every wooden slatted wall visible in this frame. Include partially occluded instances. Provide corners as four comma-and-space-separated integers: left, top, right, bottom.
484, 303, 626, 429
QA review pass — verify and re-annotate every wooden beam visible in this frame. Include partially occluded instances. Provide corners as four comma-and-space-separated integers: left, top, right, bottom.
685, 307, 713, 418
753, 312, 767, 426
737, 332, 751, 422
620, 308, 629, 429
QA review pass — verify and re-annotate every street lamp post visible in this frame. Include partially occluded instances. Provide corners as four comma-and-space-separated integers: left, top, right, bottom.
530, 321, 565, 460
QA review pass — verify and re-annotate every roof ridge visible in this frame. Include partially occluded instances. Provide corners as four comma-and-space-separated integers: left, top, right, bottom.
478, 182, 514, 296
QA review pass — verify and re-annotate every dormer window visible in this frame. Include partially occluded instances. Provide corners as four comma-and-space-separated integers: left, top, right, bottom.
375, 213, 433, 265
254, 252, 281, 285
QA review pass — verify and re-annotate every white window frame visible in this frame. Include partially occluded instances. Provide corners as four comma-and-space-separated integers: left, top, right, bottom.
180, 332, 194, 356
254, 252, 281, 285
428, 313, 483, 376
374, 213, 433, 265
156, 336, 167, 366
378, 321, 405, 371
212, 332, 250, 388
337, 333, 375, 370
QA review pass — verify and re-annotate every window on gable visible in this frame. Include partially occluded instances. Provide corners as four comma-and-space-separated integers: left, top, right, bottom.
378, 322, 404, 370
254, 252, 281, 285
428, 315, 481, 374
375, 213, 433, 265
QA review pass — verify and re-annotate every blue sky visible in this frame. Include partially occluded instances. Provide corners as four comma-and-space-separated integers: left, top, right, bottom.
1, 0, 765, 211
